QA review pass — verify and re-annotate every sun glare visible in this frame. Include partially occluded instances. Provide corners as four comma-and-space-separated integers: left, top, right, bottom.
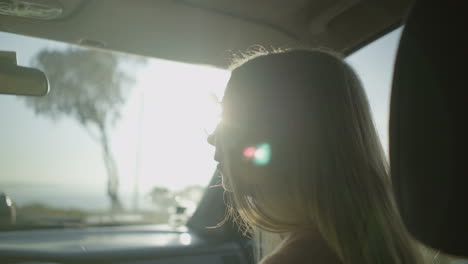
0, 31, 232, 210
111, 59, 230, 206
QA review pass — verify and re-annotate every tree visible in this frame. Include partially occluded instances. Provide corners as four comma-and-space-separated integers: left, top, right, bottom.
175, 185, 204, 204
147, 187, 176, 210
147, 185, 205, 214
24, 47, 145, 211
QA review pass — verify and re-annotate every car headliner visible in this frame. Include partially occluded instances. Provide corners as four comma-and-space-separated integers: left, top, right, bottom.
0, 0, 411, 68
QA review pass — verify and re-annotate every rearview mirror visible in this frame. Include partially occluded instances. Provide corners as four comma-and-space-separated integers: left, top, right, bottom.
0, 51, 49, 96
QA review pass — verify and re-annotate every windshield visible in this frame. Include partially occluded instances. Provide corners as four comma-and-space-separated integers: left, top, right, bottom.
0, 32, 230, 230
0, 28, 402, 231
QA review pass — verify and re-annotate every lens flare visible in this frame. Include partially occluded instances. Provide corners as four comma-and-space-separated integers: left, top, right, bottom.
254, 148, 267, 159
179, 233, 192, 245
242, 143, 272, 166
253, 143, 272, 166
243, 146, 257, 158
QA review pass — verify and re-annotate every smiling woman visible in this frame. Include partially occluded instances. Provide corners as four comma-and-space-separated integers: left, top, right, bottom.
0, 32, 230, 228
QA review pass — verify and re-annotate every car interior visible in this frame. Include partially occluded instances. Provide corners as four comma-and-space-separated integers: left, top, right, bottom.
1, 0, 466, 263
390, 0, 467, 259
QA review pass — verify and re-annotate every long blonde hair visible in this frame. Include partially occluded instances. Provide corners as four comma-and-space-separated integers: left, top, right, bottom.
218, 49, 424, 263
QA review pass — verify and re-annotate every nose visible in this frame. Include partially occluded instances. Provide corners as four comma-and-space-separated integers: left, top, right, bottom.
207, 133, 215, 146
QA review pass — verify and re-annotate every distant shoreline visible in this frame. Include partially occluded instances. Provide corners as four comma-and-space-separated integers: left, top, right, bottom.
0, 184, 152, 210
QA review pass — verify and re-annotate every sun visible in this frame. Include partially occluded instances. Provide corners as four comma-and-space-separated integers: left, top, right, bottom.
110, 57, 230, 207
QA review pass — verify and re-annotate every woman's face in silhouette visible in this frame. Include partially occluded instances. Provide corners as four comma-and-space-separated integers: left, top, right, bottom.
209, 118, 268, 193
208, 59, 278, 192
208, 123, 235, 191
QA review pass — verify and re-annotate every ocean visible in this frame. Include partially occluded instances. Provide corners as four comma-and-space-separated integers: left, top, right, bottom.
0, 183, 152, 211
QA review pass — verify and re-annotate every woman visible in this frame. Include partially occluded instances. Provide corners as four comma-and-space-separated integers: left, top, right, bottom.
209, 49, 424, 264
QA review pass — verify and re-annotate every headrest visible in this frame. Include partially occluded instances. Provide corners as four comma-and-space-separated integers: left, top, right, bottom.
390, 0, 468, 257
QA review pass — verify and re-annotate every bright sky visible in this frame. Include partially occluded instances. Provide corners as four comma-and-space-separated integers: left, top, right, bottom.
347, 28, 403, 153
0, 32, 230, 209
0, 28, 402, 209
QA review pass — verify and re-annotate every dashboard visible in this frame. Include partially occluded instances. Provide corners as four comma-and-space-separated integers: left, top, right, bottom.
0, 225, 248, 264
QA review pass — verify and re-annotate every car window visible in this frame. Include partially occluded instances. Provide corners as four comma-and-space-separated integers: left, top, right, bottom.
346, 27, 403, 154
0, 32, 230, 230
0, 28, 405, 230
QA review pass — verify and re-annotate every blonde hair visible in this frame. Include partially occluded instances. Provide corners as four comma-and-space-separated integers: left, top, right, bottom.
218, 48, 424, 263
